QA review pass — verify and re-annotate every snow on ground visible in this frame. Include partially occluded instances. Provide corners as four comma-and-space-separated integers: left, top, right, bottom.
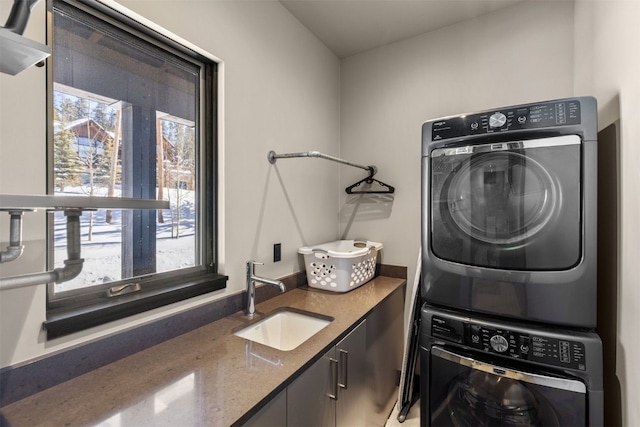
53, 186, 196, 293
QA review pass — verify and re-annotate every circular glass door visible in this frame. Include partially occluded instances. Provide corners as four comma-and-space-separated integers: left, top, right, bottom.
428, 346, 588, 427
447, 370, 559, 426
444, 152, 558, 246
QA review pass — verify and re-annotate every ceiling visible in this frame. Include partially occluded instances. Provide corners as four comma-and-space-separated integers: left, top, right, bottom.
279, 0, 527, 58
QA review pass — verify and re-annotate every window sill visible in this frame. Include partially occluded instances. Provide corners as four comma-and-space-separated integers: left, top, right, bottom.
44, 273, 228, 340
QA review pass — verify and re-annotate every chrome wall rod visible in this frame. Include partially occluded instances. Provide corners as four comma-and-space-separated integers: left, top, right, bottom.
0, 195, 169, 291
268, 150, 377, 177
0, 210, 28, 263
0, 210, 84, 291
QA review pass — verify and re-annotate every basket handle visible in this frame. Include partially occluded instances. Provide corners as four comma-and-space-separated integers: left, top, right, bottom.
354, 241, 377, 255
362, 246, 375, 257
311, 249, 329, 260
311, 247, 376, 257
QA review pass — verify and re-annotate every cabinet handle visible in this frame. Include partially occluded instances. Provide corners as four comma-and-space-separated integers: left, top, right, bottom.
328, 358, 338, 400
338, 349, 348, 389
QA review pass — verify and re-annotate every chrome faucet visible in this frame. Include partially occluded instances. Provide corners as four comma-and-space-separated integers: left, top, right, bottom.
246, 260, 286, 318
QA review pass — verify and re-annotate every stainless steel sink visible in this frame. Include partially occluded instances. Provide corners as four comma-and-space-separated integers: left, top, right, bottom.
234, 308, 333, 351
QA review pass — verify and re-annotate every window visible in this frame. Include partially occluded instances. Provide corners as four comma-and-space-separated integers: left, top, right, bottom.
45, 0, 225, 339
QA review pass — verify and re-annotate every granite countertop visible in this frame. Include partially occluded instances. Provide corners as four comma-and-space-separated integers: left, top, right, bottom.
1, 276, 406, 426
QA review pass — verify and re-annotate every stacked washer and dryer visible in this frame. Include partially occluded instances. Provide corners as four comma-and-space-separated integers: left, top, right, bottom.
419, 97, 603, 426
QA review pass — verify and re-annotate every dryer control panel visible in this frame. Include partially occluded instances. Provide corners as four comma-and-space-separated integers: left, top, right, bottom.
431, 99, 582, 141
431, 315, 587, 371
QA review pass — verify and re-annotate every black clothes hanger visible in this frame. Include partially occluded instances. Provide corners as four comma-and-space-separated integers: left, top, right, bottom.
345, 173, 395, 194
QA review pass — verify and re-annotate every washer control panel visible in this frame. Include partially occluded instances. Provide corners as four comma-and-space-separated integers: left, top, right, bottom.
431, 315, 587, 370
430, 99, 582, 141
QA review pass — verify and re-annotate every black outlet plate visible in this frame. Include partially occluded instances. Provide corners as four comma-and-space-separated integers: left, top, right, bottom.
274, 243, 281, 262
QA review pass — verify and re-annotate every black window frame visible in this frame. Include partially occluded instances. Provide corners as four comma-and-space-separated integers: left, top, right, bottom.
44, 0, 226, 339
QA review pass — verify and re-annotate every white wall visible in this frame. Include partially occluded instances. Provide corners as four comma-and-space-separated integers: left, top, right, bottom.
0, 0, 50, 367
339, 0, 576, 299
574, 1, 640, 425
0, 0, 340, 367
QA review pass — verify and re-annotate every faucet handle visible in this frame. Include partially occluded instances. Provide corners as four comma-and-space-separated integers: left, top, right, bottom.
246, 260, 264, 274
247, 260, 264, 267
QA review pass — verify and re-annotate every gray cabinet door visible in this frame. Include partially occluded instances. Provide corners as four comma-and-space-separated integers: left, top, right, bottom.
366, 288, 404, 426
243, 389, 287, 427
249, 287, 403, 427
287, 347, 336, 426
336, 320, 367, 427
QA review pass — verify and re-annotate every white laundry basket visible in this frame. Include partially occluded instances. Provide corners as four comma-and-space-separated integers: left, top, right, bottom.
298, 240, 383, 292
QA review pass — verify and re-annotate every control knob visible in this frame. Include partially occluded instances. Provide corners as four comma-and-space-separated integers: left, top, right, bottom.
490, 334, 509, 353
489, 112, 507, 128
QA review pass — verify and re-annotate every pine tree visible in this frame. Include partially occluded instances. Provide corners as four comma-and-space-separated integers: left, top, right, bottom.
53, 106, 83, 192
58, 96, 79, 122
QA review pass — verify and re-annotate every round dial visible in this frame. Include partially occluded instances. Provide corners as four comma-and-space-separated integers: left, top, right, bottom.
489, 112, 507, 128
490, 335, 509, 353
